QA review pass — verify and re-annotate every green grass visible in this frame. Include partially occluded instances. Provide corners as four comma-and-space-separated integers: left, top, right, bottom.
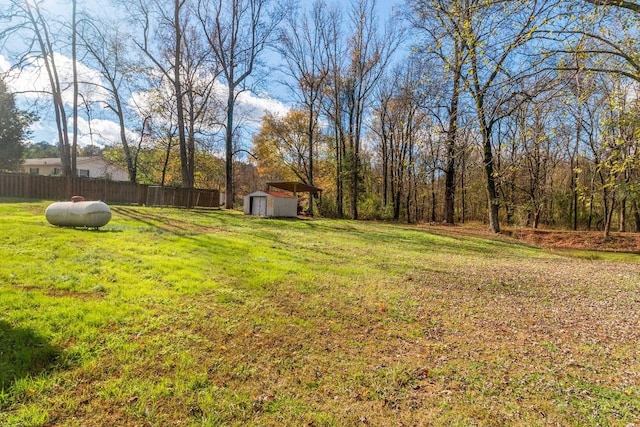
1, 200, 639, 426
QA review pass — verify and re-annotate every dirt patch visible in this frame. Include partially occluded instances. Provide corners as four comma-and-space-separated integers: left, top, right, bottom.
510, 228, 640, 253
424, 223, 640, 253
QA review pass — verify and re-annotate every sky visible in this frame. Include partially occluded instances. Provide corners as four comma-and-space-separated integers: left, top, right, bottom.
0, 0, 401, 151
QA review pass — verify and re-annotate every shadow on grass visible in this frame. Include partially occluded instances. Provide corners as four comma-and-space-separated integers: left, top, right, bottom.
0, 321, 61, 389
111, 206, 238, 235
110, 205, 539, 258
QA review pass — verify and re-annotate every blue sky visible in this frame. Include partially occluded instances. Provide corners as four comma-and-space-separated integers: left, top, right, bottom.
0, 0, 403, 149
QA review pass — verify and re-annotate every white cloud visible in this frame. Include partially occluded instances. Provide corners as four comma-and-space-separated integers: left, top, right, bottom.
72, 116, 137, 148
236, 89, 290, 123
1, 53, 134, 148
21, 116, 134, 148
28, 121, 60, 146
3, 51, 290, 148
0, 55, 11, 74
129, 79, 290, 131
2, 53, 109, 106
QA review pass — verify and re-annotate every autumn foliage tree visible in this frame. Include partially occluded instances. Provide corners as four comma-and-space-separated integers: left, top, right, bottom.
253, 110, 318, 184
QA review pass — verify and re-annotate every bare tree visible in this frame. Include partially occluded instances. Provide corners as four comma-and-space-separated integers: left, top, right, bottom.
373, 63, 425, 222
277, 0, 332, 215
322, 5, 347, 218
407, 0, 467, 225
70, 0, 79, 174
2, 1, 75, 175
78, 19, 142, 182
197, 0, 287, 209
583, 0, 640, 13
128, 0, 195, 190
323, 0, 401, 219
460, 0, 558, 233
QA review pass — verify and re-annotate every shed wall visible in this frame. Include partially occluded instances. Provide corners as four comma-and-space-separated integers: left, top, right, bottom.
271, 196, 297, 217
243, 190, 297, 217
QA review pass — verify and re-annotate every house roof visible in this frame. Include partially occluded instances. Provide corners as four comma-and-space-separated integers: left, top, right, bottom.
267, 181, 322, 194
22, 157, 128, 173
22, 158, 63, 166
23, 156, 113, 166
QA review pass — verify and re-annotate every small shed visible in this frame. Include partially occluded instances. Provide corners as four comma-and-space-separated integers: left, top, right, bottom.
243, 190, 298, 218
267, 181, 323, 216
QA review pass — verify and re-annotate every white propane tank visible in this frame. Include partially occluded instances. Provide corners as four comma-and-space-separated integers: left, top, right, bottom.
45, 200, 112, 228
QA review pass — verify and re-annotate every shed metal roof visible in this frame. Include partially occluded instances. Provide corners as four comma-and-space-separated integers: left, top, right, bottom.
267, 182, 322, 194
265, 191, 297, 198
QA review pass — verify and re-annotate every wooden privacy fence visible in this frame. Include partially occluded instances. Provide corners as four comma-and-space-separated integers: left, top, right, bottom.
0, 173, 220, 208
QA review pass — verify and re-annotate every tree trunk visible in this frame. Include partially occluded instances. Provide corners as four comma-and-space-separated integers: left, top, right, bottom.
632, 200, 640, 232
603, 188, 615, 238
587, 192, 594, 231
307, 107, 314, 216
116, 94, 136, 182
572, 156, 579, 230
406, 185, 412, 224
482, 127, 500, 233
225, 91, 234, 209
351, 135, 359, 220
443, 127, 456, 224
533, 208, 541, 229
461, 153, 466, 223
444, 44, 462, 225
26, 4, 72, 175
161, 136, 173, 187
335, 126, 344, 218
381, 124, 389, 208
71, 0, 78, 176
174, 0, 191, 196
187, 94, 196, 191
431, 169, 437, 223
572, 117, 580, 230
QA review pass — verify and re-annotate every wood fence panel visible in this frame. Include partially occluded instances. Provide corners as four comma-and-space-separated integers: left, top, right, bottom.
0, 173, 218, 208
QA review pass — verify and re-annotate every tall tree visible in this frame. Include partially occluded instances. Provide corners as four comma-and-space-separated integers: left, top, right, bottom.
71, 0, 79, 176
407, 0, 467, 224
461, 0, 557, 233
197, 0, 286, 209
78, 19, 142, 182
2, 1, 75, 175
130, 0, 195, 190
324, 0, 400, 219
181, 22, 222, 189
322, 5, 347, 217
373, 64, 425, 221
553, 1, 640, 232
278, 0, 332, 215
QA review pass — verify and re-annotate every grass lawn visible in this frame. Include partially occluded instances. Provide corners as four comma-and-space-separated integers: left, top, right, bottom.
1, 200, 639, 426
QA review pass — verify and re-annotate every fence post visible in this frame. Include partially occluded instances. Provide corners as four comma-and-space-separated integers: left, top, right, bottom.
65, 175, 72, 199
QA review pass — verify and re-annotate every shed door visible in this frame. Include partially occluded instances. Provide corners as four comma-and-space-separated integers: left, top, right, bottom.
251, 196, 267, 216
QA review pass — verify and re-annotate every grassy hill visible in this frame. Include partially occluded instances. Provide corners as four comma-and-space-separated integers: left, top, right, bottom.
1, 200, 639, 426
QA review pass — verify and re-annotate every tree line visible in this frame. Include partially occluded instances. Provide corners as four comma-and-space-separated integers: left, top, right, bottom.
1, 0, 639, 234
